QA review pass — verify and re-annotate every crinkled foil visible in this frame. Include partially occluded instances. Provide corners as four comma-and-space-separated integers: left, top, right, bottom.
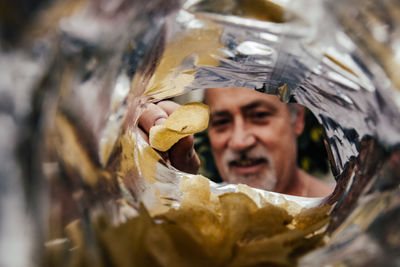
1, 0, 400, 266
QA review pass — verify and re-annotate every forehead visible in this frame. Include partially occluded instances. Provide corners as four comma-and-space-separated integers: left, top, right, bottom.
205, 87, 285, 112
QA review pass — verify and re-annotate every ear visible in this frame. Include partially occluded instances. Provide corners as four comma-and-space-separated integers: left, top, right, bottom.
293, 105, 305, 136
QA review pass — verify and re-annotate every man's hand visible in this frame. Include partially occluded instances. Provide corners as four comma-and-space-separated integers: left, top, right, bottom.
138, 101, 200, 174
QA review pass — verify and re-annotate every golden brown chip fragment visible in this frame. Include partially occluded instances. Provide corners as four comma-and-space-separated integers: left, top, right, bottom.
243, 203, 293, 241
230, 208, 330, 267
95, 205, 158, 267
156, 222, 213, 266
149, 125, 189, 152
218, 193, 258, 248
163, 102, 210, 134
293, 205, 331, 230
149, 102, 209, 151
157, 205, 224, 248
230, 235, 293, 267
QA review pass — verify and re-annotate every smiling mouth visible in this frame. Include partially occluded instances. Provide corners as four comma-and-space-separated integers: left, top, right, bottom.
229, 158, 267, 168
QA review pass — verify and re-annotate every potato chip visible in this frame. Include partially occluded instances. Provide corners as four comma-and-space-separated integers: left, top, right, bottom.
149, 102, 209, 151
149, 125, 190, 152
58, 190, 331, 267
243, 203, 292, 241
156, 222, 212, 266
163, 102, 210, 133
218, 193, 258, 248
293, 204, 331, 230
53, 175, 331, 267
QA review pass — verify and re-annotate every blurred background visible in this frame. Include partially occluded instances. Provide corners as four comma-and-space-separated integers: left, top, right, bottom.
1, 0, 400, 266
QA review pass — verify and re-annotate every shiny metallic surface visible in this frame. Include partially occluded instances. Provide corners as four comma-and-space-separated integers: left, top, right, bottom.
1, 0, 400, 265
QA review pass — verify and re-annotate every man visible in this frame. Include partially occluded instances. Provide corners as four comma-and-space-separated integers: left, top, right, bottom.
139, 87, 333, 197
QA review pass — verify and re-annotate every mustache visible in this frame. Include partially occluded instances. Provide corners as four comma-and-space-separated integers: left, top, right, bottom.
222, 146, 273, 165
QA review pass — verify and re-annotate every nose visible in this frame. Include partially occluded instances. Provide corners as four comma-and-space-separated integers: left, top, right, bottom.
228, 120, 256, 151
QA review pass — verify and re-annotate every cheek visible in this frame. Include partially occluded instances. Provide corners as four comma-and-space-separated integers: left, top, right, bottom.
208, 131, 226, 152
255, 124, 296, 152
208, 132, 226, 169
254, 127, 280, 148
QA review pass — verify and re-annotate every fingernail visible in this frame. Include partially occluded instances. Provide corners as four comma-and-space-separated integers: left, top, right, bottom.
155, 118, 166, 125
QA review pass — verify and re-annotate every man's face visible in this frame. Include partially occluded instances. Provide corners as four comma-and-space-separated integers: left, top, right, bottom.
206, 87, 304, 192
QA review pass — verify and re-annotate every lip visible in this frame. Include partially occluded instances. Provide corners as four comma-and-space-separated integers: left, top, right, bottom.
229, 159, 267, 175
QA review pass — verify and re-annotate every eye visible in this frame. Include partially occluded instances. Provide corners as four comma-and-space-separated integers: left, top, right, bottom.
248, 110, 271, 123
209, 115, 232, 132
251, 111, 270, 118
211, 118, 230, 127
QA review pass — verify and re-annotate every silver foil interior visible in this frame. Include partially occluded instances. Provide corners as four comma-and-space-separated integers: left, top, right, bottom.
1, 0, 400, 266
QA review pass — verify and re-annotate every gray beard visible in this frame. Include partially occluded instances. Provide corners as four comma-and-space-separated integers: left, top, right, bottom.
220, 146, 277, 191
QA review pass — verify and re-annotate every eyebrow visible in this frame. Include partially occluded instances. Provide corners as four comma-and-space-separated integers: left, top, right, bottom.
210, 110, 231, 118
241, 100, 278, 113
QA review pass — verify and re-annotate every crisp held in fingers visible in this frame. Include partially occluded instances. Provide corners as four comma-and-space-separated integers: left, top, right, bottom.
149, 102, 210, 151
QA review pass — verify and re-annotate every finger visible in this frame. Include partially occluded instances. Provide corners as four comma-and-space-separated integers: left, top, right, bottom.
169, 135, 200, 174
157, 100, 180, 115
138, 103, 168, 134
